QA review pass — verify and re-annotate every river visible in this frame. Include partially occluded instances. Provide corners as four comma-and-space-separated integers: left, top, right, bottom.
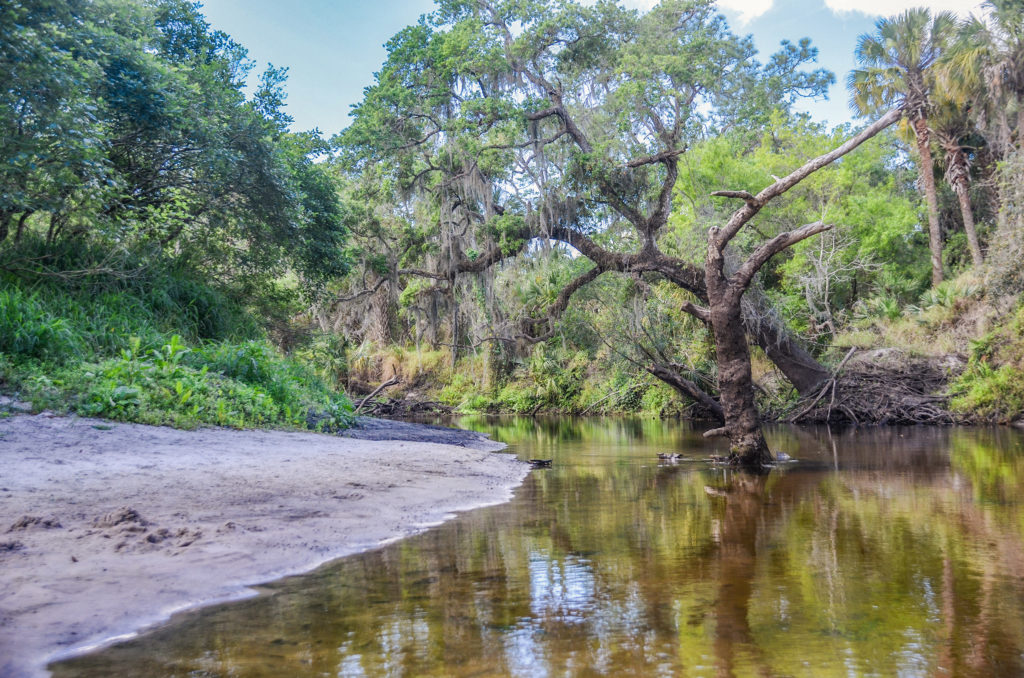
52, 418, 1024, 677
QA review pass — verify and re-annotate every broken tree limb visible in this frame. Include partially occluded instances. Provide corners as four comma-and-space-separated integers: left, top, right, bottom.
645, 363, 724, 422
680, 300, 712, 323
715, 107, 902, 250
710, 190, 758, 204
786, 347, 857, 422
354, 377, 401, 415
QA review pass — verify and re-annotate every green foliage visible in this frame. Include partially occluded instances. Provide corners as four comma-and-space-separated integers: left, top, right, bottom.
0, 289, 80, 361
63, 335, 352, 429
951, 304, 1024, 422
0, 243, 353, 431
987, 149, 1024, 297
951, 361, 1024, 423
671, 119, 928, 338
0, 0, 350, 299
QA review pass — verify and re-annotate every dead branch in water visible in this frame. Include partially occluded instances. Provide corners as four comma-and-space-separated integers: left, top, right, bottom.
781, 350, 959, 425
354, 377, 401, 415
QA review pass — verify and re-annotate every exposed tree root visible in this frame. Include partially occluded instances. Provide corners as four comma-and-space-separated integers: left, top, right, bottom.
356, 398, 454, 417
780, 349, 963, 425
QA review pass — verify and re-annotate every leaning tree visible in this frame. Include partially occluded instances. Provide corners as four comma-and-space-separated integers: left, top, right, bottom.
340, 0, 900, 465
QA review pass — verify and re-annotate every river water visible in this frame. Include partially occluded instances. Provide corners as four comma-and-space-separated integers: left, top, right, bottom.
52, 418, 1024, 677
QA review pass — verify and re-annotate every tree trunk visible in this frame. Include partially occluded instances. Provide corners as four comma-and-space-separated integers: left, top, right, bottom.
707, 287, 773, 467
954, 174, 984, 267
14, 210, 32, 242
742, 291, 829, 394
0, 212, 11, 243
913, 115, 944, 287
1017, 106, 1024, 150
942, 141, 984, 267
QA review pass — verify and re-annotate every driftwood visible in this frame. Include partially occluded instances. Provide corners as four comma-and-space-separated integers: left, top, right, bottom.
356, 398, 454, 417
781, 350, 959, 425
786, 347, 857, 423
353, 377, 401, 415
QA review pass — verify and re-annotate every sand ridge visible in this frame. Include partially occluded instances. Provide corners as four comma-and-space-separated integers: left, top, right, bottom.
0, 413, 527, 678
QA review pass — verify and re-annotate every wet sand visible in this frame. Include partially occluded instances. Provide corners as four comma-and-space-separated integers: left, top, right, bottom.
0, 414, 527, 678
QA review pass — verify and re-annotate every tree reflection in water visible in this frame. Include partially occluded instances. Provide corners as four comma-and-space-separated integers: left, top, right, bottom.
53, 419, 1024, 677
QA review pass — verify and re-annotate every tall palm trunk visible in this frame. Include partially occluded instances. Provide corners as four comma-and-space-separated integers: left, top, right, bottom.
941, 138, 984, 267
913, 114, 944, 286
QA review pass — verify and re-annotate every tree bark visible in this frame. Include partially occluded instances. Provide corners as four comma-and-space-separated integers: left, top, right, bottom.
742, 290, 829, 394
699, 109, 901, 468
706, 291, 773, 466
14, 210, 32, 242
913, 115, 944, 287
0, 212, 12, 243
954, 175, 984, 267
940, 137, 983, 267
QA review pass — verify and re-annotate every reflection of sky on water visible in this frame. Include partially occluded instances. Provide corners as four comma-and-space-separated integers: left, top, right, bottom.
503, 552, 598, 676
527, 552, 595, 623
336, 644, 365, 678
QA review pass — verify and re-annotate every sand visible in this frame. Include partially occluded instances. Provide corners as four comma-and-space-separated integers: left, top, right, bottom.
0, 413, 527, 678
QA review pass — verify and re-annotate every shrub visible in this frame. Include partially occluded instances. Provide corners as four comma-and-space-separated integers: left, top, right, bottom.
950, 305, 1024, 422
0, 289, 81, 361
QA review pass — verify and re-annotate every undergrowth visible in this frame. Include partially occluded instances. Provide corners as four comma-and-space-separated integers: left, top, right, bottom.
0, 239, 352, 430
347, 340, 693, 417
950, 303, 1024, 423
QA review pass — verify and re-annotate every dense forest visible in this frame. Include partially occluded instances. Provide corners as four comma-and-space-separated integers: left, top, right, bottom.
2, 0, 1023, 463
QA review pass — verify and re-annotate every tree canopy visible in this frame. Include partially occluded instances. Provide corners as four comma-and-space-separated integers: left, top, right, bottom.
0, 0, 349, 295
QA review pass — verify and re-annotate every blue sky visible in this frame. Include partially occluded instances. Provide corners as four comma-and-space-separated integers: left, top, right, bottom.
198, 0, 983, 135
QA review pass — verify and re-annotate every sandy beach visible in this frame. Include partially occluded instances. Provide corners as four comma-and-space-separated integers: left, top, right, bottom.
0, 413, 527, 678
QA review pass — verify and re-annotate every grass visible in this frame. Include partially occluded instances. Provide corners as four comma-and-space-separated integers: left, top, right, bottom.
0, 239, 353, 431
950, 303, 1024, 423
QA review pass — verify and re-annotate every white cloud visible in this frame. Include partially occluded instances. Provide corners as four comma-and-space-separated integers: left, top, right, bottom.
611, 1, 983, 22
618, 0, 660, 8
716, 0, 775, 24
822, 0, 983, 17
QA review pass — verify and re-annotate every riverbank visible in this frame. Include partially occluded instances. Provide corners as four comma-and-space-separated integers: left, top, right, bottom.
0, 413, 528, 678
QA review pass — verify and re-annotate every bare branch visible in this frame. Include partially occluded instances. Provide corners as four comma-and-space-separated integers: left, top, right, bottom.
646, 156, 679, 238
646, 362, 724, 422
526, 106, 561, 122
715, 108, 902, 249
354, 377, 401, 415
710, 190, 758, 203
330, 276, 387, 306
626, 147, 685, 168
680, 300, 711, 323
398, 268, 449, 281
730, 221, 833, 297
518, 266, 604, 342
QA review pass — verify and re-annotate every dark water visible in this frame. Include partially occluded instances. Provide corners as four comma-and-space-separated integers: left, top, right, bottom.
52, 418, 1024, 677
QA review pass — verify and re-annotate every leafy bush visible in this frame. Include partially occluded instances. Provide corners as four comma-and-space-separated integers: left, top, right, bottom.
951, 305, 1024, 422
0, 289, 80, 361
0, 242, 353, 432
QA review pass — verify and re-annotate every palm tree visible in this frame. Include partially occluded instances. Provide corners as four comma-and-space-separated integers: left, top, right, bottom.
940, 0, 1024, 157
931, 97, 985, 267
849, 8, 958, 288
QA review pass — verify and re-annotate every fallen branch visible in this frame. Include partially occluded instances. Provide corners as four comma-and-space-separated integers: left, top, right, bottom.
782, 349, 959, 425
786, 347, 856, 423
353, 377, 401, 415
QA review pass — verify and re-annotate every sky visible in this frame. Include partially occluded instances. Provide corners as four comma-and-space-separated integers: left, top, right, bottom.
198, 0, 986, 136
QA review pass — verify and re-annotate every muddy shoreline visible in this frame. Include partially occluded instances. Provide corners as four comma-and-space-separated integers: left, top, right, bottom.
0, 414, 527, 678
